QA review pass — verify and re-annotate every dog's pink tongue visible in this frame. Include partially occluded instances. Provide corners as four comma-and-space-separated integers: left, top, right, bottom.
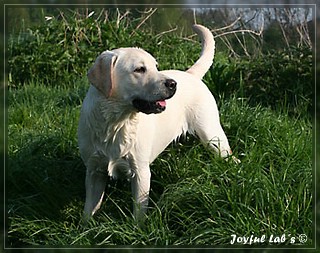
156, 100, 166, 107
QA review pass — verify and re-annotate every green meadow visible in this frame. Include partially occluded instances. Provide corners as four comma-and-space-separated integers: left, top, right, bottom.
6, 8, 313, 248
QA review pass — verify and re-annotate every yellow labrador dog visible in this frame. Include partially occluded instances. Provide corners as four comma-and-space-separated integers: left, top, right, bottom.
78, 24, 238, 221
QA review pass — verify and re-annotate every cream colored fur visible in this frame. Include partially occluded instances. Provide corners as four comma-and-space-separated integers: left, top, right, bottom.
78, 24, 239, 222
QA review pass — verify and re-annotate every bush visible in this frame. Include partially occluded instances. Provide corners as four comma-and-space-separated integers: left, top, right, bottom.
208, 46, 312, 115
8, 10, 131, 86
8, 8, 312, 116
8, 9, 201, 87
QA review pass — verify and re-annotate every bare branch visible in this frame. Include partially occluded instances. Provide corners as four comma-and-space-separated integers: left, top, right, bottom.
116, 8, 130, 29
213, 16, 242, 33
155, 27, 178, 39
214, 29, 262, 38
130, 8, 157, 37
187, 16, 242, 41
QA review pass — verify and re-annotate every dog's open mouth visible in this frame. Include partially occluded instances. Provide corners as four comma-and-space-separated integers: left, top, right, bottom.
132, 79, 177, 114
132, 99, 168, 114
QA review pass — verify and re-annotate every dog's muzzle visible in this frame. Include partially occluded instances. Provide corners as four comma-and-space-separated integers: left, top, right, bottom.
132, 79, 177, 114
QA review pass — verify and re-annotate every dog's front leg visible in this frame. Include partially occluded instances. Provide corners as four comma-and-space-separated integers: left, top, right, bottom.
131, 162, 151, 221
83, 164, 108, 220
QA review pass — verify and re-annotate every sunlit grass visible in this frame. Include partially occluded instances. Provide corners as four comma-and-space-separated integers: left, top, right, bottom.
7, 80, 312, 247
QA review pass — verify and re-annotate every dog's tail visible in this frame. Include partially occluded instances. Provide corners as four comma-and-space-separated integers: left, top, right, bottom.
186, 24, 215, 79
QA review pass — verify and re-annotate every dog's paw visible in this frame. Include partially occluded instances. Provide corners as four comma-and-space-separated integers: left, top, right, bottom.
224, 155, 241, 164
231, 156, 241, 164
222, 149, 241, 164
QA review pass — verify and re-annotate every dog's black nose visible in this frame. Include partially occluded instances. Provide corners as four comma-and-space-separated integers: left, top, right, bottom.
165, 79, 177, 90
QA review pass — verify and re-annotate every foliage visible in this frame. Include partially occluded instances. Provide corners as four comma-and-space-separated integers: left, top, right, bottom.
7, 8, 313, 248
208, 46, 312, 116
8, 9, 200, 87
8, 9, 130, 86
8, 9, 312, 118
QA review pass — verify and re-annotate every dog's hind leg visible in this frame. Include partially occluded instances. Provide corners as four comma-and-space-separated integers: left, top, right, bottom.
195, 107, 241, 163
191, 94, 238, 162
197, 122, 232, 158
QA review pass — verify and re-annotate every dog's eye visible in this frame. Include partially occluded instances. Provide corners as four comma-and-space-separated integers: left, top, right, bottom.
134, 67, 146, 73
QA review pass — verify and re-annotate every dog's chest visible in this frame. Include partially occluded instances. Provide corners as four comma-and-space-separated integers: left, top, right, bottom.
100, 118, 138, 179
100, 114, 138, 160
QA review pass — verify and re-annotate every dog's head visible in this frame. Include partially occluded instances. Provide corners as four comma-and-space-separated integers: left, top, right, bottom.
87, 48, 176, 114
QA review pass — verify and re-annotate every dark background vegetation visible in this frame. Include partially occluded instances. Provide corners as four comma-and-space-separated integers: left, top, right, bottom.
7, 7, 313, 114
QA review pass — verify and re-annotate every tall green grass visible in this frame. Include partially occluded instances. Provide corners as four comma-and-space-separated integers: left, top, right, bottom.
7, 80, 312, 247
7, 8, 313, 248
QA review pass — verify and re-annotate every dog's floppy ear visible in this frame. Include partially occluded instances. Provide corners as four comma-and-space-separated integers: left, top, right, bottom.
87, 51, 117, 98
